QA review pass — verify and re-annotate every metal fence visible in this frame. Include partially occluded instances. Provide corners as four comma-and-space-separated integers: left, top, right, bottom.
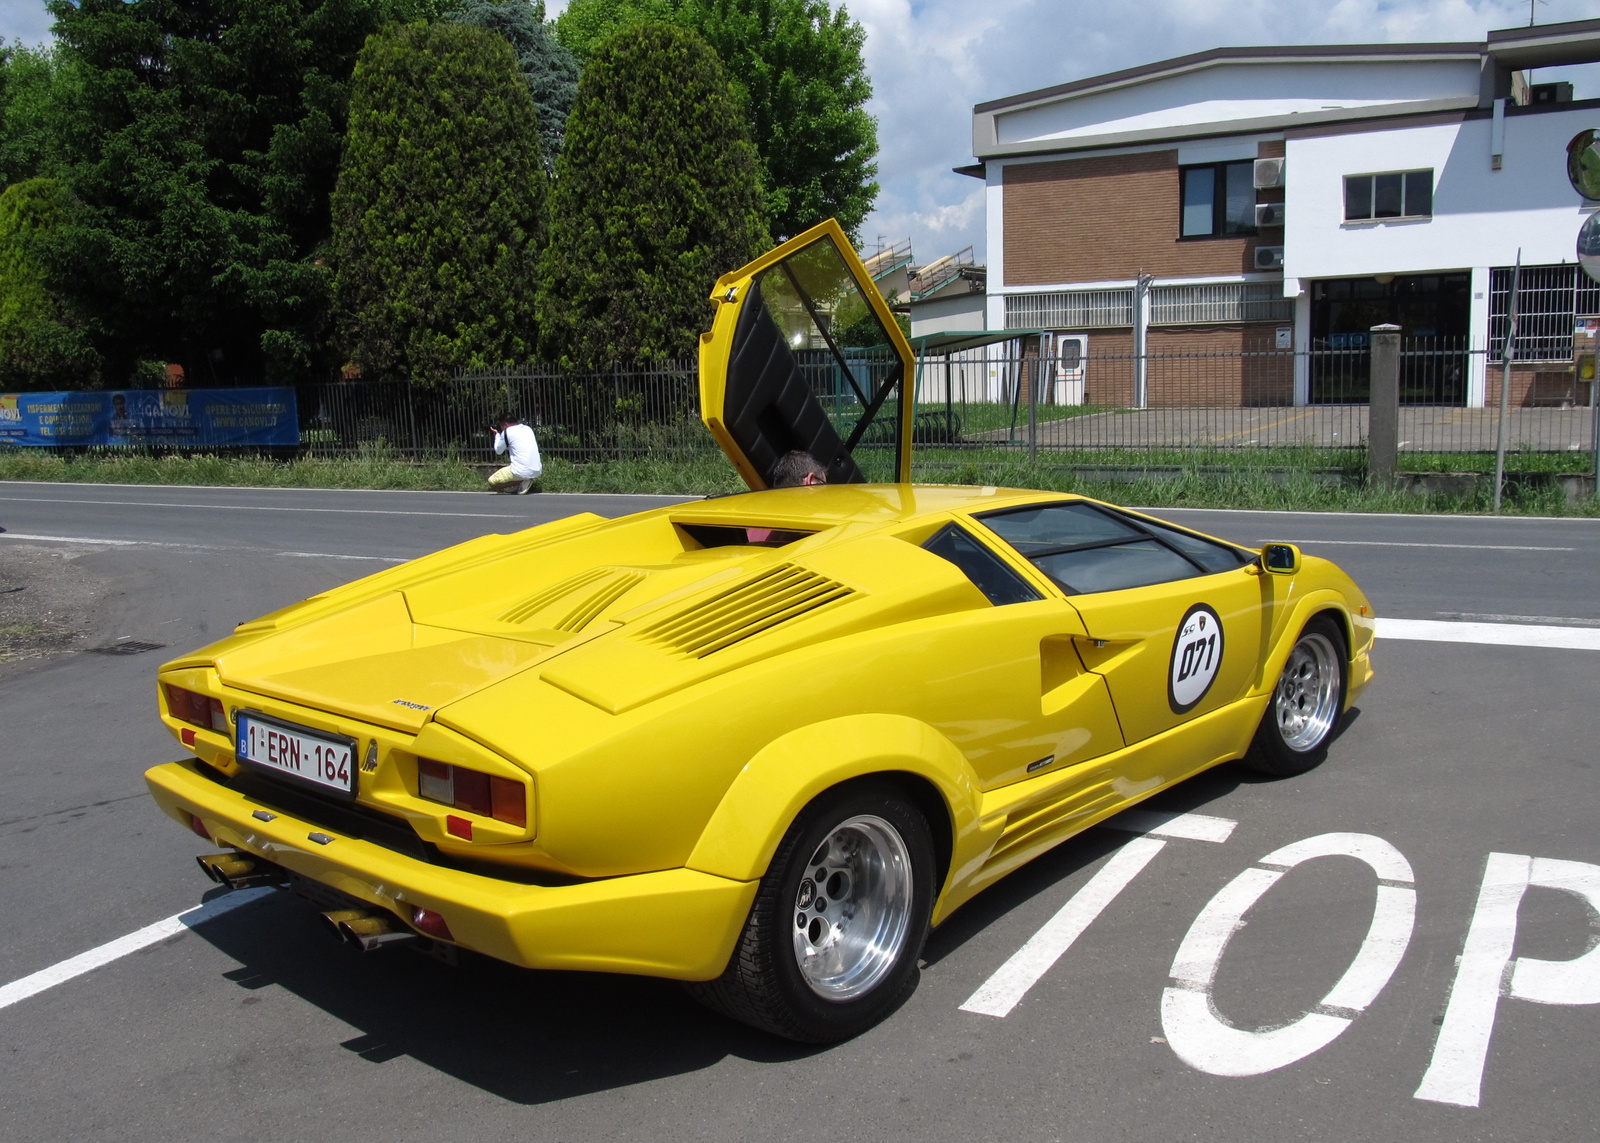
910, 340, 1596, 461
34, 341, 1598, 475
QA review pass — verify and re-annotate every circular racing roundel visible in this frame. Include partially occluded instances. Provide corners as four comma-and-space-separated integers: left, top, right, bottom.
1169, 603, 1224, 714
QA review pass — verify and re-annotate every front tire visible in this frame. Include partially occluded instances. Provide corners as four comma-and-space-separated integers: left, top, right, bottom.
1240, 616, 1347, 777
688, 781, 936, 1042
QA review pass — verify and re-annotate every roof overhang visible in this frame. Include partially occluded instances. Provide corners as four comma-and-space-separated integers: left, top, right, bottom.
1488, 18, 1600, 68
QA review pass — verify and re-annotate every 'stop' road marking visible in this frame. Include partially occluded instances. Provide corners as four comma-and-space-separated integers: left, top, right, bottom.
0, 888, 274, 1013
1377, 617, 1600, 651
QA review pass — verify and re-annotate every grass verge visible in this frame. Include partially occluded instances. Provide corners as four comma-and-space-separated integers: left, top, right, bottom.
1, 446, 1594, 515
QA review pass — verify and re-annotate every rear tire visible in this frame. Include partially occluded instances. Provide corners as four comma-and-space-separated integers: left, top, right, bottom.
1240, 616, 1347, 777
687, 780, 936, 1043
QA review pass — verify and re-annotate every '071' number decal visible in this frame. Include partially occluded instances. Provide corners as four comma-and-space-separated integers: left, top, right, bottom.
1169, 603, 1223, 713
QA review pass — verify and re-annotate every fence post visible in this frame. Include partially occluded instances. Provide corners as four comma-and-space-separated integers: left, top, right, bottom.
1027, 340, 1038, 463
1368, 323, 1401, 489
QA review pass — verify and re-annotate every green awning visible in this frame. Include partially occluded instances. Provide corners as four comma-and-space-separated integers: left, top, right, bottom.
909, 329, 1043, 355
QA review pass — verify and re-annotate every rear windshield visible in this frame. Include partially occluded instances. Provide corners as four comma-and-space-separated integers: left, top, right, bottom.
977, 503, 1247, 595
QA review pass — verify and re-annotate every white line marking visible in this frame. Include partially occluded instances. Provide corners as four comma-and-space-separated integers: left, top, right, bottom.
1377, 617, 1600, 651
0, 532, 404, 562
0, 494, 513, 519
1262, 538, 1573, 552
1102, 809, 1237, 844
1436, 612, 1600, 628
960, 836, 1167, 1018
0, 888, 274, 1013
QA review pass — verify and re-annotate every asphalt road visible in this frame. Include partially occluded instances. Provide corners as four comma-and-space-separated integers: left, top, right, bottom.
1, 481, 1597, 1142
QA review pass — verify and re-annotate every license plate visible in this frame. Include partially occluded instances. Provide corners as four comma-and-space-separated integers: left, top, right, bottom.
235, 714, 355, 796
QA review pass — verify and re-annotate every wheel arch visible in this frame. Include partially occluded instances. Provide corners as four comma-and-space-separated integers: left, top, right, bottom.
684, 713, 981, 891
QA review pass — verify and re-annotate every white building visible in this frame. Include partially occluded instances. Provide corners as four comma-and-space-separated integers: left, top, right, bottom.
966, 17, 1600, 408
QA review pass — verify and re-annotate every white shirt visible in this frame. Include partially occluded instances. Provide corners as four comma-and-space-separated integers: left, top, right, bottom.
494, 422, 542, 479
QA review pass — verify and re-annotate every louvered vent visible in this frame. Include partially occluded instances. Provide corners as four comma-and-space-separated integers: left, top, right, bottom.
639, 565, 854, 658
499, 567, 647, 632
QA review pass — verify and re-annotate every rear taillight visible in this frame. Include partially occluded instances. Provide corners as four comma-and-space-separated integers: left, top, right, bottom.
411, 906, 453, 940
416, 758, 527, 828
164, 685, 226, 732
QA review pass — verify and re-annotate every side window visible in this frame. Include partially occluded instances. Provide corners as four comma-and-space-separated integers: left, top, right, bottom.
978, 502, 1245, 596
922, 524, 1042, 606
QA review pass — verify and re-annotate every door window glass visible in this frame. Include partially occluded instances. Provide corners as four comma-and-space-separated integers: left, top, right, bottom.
978, 501, 1246, 595
1033, 541, 1200, 595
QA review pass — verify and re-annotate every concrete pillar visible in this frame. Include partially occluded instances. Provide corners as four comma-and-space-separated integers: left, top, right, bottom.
1369, 323, 1401, 488
1467, 266, 1490, 407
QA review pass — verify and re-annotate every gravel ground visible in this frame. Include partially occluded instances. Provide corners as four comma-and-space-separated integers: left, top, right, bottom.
0, 543, 107, 663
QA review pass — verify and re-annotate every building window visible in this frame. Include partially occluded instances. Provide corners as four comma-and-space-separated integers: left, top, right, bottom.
1006, 289, 1133, 329
1151, 283, 1293, 324
1344, 170, 1433, 222
1180, 161, 1256, 238
1490, 263, 1600, 361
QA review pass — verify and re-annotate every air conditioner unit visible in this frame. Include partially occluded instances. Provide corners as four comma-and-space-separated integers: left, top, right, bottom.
1255, 202, 1286, 228
1254, 245, 1285, 271
1254, 157, 1285, 189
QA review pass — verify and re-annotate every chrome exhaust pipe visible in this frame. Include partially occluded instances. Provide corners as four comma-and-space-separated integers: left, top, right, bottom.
196, 851, 286, 890
322, 908, 419, 952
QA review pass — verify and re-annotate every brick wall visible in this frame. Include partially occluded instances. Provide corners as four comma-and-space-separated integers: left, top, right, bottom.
1061, 327, 1293, 408
1003, 149, 1267, 284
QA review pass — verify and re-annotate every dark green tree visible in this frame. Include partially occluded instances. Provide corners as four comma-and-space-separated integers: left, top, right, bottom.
537, 22, 767, 367
40, 0, 438, 385
331, 22, 546, 387
446, 0, 578, 173
555, 0, 878, 240
0, 178, 100, 388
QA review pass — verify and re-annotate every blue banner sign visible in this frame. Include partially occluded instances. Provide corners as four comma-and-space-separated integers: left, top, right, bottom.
0, 388, 300, 448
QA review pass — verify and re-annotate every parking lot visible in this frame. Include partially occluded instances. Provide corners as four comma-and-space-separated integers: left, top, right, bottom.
2, 482, 1597, 1142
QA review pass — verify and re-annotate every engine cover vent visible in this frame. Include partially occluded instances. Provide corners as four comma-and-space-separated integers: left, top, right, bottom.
639, 564, 854, 658
500, 567, 648, 632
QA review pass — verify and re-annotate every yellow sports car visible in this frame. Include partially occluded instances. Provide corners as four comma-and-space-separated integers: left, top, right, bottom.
145, 221, 1375, 1042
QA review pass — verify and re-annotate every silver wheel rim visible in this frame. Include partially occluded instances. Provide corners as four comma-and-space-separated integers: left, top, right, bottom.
1274, 631, 1341, 752
791, 814, 913, 1001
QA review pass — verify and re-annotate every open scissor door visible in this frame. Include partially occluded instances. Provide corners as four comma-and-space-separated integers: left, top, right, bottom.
699, 219, 916, 489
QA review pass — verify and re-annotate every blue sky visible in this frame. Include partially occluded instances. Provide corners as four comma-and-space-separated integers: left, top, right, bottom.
8, 0, 1600, 265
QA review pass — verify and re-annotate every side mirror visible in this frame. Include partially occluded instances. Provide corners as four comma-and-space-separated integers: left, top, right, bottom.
1260, 543, 1302, 575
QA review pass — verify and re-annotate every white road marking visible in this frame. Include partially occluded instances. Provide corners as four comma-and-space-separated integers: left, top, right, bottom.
960, 837, 1168, 1018
1416, 853, 1600, 1108
1436, 612, 1600, 628
1377, 617, 1600, 651
1263, 538, 1573, 552
0, 494, 512, 519
1162, 833, 1416, 1078
0, 532, 404, 562
1102, 808, 1237, 844
0, 888, 274, 1013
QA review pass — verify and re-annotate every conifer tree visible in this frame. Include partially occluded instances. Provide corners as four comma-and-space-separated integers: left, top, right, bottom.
446, 0, 579, 173
331, 21, 546, 386
0, 178, 100, 388
536, 21, 767, 367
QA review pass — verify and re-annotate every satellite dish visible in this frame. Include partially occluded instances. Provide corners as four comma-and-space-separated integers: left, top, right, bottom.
1568, 130, 1600, 200
1580, 211, 1600, 284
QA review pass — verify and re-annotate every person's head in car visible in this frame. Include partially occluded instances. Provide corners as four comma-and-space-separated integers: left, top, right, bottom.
770, 450, 827, 487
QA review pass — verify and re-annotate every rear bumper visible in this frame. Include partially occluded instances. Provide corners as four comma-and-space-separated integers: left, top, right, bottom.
145, 760, 756, 981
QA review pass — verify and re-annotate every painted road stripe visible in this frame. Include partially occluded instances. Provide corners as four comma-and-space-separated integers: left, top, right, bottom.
0, 494, 514, 519
1102, 808, 1238, 844
1436, 611, 1600, 628
1264, 538, 1573, 552
961, 837, 1169, 1018
0, 532, 404, 562
0, 888, 274, 1013
1378, 617, 1600, 651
